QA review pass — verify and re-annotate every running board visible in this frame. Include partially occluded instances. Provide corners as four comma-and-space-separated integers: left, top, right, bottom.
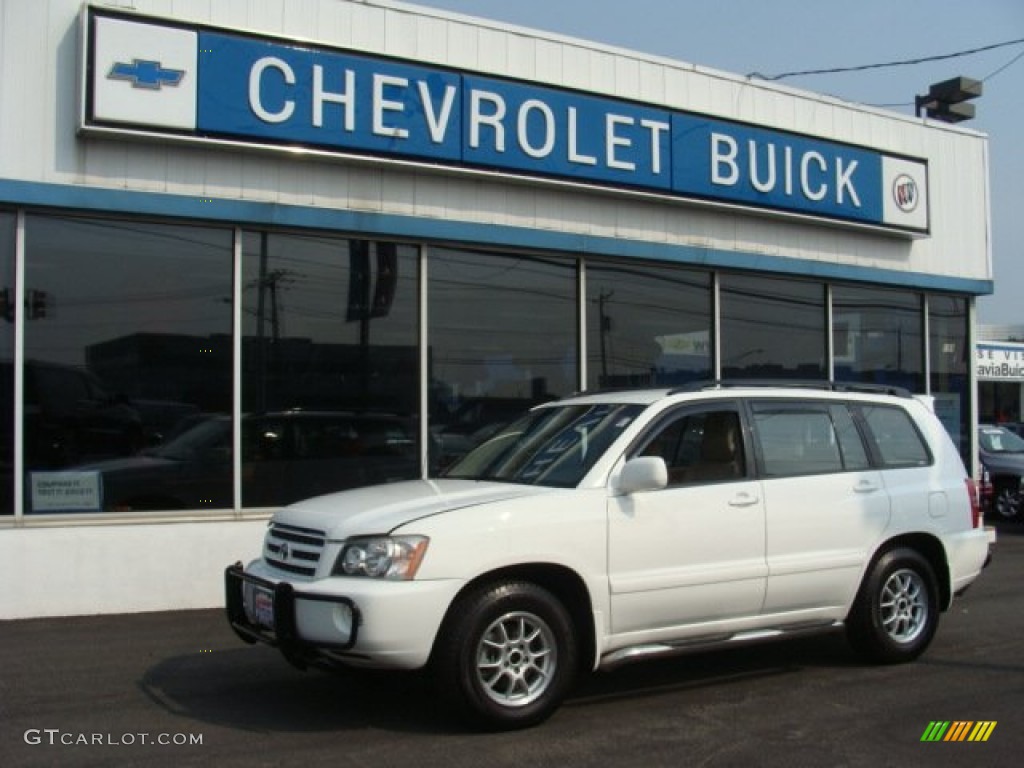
599, 621, 843, 670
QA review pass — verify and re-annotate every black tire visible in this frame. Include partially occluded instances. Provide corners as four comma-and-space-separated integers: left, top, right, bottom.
433, 581, 578, 730
993, 482, 1022, 521
846, 548, 939, 664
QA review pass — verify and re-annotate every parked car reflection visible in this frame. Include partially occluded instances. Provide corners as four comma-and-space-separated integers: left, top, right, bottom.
2, 360, 145, 470
431, 396, 546, 469
67, 410, 419, 512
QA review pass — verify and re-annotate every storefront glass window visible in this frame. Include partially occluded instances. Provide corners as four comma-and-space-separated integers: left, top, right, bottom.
586, 262, 712, 390
929, 294, 970, 460
429, 247, 577, 469
22, 215, 233, 514
241, 233, 419, 507
832, 285, 924, 391
719, 274, 826, 379
0, 212, 14, 515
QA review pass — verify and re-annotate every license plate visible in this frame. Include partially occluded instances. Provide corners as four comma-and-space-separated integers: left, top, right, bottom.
253, 587, 274, 628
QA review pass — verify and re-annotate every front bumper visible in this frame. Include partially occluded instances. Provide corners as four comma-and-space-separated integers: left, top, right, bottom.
226, 563, 360, 669
225, 561, 461, 670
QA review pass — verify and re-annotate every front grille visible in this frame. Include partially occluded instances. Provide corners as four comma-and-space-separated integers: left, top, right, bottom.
264, 522, 326, 577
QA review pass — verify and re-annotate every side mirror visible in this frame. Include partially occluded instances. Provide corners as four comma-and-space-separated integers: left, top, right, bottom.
617, 456, 668, 495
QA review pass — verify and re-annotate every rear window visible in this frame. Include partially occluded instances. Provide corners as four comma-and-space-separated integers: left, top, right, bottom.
859, 405, 931, 467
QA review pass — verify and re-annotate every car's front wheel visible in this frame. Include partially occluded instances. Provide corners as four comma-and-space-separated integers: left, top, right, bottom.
846, 548, 939, 664
993, 483, 1022, 520
433, 581, 577, 730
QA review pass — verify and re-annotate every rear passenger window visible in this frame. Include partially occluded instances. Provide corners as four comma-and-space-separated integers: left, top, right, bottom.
860, 405, 930, 467
751, 402, 869, 477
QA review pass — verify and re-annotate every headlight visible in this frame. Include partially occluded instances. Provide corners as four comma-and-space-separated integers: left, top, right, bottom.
333, 535, 429, 580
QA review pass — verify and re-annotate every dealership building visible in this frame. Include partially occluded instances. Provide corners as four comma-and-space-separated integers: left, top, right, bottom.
0, 0, 992, 618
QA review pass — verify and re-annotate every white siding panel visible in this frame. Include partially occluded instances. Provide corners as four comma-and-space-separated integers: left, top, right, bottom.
414, 14, 448, 65
562, 45, 593, 92
208, 0, 254, 29
384, 7, 420, 59
281, 0, 324, 42
170, 0, 214, 23
613, 55, 641, 101
445, 20, 479, 71
477, 26, 509, 76
534, 37, 563, 84
350, 1, 386, 54
506, 33, 537, 82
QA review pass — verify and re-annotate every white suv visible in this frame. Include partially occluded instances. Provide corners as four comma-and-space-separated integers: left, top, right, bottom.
226, 384, 991, 729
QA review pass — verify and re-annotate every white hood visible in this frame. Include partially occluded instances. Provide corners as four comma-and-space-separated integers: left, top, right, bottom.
272, 479, 553, 540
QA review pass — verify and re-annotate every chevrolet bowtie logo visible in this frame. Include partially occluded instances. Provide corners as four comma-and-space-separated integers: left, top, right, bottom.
108, 59, 185, 90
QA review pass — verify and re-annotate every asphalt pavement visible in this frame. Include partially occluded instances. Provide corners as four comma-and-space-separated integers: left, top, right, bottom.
2, 523, 1022, 768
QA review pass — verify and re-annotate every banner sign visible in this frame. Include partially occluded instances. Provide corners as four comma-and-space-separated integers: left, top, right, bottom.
977, 343, 1024, 382
82, 8, 930, 234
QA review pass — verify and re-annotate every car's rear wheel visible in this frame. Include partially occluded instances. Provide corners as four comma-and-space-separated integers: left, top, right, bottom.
433, 581, 577, 730
846, 548, 939, 664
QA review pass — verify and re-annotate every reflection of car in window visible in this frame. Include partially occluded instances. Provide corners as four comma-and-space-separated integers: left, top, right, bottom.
431, 396, 551, 469
1, 360, 144, 469
65, 411, 418, 512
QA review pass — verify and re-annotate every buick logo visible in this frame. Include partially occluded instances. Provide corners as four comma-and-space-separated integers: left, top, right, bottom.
893, 174, 920, 213
278, 543, 290, 562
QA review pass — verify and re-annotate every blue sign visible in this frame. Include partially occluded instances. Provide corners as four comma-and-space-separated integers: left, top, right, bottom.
671, 115, 884, 224
87, 10, 929, 234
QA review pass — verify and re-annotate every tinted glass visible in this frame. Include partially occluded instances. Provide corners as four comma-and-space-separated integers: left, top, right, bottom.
861, 405, 930, 467
833, 285, 923, 391
23, 215, 233, 514
720, 274, 826, 380
241, 234, 419, 507
0, 212, 13, 514
751, 402, 869, 477
929, 294, 970, 461
586, 261, 711, 389
429, 248, 577, 469
638, 408, 745, 485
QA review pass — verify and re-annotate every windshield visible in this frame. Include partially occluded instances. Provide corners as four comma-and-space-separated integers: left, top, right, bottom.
979, 426, 1024, 454
443, 403, 643, 487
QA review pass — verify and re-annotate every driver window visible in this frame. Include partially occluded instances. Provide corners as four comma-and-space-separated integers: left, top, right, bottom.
641, 409, 745, 485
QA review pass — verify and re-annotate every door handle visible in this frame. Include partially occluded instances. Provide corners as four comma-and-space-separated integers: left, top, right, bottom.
728, 492, 760, 507
854, 480, 880, 493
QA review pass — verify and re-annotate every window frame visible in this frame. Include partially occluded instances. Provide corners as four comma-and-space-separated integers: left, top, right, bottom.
747, 399, 871, 479
628, 399, 751, 487
853, 403, 935, 469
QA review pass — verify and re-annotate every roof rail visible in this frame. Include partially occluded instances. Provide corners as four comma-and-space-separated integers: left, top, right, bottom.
668, 380, 913, 398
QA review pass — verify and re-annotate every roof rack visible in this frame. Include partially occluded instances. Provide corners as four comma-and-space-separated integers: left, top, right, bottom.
668, 380, 913, 398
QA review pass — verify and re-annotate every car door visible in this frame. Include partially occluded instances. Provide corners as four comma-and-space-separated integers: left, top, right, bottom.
607, 403, 767, 639
751, 400, 891, 615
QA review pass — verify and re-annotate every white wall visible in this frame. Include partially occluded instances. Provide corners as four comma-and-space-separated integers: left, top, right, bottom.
0, 519, 267, 619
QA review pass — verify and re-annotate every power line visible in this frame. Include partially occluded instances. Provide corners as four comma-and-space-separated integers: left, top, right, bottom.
869, 46, 1024, 109
748, 37, 1024, 81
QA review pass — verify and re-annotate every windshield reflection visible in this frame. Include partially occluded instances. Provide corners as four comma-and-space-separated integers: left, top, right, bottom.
443, 403, 642, 487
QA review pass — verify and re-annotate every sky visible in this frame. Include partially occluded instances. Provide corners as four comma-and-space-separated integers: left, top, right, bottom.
406, 0, 1024, 326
